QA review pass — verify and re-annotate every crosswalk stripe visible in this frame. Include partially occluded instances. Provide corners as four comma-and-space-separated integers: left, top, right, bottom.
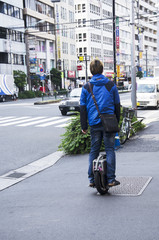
55, 123, 69, 128
36, 118, 72, 127
0, 116, 16, 123
17, 117, 61, 127
0, 117, 30, 126
0, 117, 46, 126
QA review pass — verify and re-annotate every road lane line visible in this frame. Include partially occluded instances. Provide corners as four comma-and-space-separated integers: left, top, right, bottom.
0, 117, 30, 126
55, 123, 69, 128
35, 117, 72, 127
0, 117, 46, 126
17, 117, 61, 126
0, 116, 16, 123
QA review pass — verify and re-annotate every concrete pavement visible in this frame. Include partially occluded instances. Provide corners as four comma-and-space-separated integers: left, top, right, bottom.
0, 120, 159, 239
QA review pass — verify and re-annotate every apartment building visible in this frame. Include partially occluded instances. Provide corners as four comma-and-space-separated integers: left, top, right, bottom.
75, 0, 113, 80
137, 0, 157, 76
55, 0, 77, 89
23, 0, 56, 89
75, 0, 158, 80
0, 0, 26, 75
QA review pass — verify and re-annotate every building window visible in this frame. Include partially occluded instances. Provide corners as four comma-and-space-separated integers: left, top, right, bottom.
0, 1, 23, 19
90, 4, 100, 15
82, 4, 86, 12
83, 33, 86, 41
70, 44, 75, 55
0, 52, 8, 63
62, 42, 68, 54
61, 7, 67, 20
91, 33, 101, 43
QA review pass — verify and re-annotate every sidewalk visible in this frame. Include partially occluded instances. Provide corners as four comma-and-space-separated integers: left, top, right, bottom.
0, 121, 159, 240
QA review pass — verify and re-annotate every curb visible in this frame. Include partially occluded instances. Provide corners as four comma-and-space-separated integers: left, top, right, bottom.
34, 99, 61, 105
0, 151, 65, 191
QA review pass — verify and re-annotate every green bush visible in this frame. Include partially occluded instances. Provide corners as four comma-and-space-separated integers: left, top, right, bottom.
18, 91, 35, 99
34, 91, 43, 97
59, 109, 145, 155
59, 114, 91, 154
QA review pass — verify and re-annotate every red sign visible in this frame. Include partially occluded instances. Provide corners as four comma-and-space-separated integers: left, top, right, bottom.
68, 71, 76, 78
77, 65, 82, 71
105, 72, 114, 77
116, 37, 120, 49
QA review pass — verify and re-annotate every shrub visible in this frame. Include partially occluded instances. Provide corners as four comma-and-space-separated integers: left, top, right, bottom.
59, 109, 145, 155
18, 91, 35, 99
59, 114, 91, 154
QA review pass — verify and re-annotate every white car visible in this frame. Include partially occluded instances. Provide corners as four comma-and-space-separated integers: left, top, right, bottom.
59, 88, 82, 115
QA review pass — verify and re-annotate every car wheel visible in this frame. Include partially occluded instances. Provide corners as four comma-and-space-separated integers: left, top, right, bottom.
61, 110, 67, 116
155, 101, 159, 110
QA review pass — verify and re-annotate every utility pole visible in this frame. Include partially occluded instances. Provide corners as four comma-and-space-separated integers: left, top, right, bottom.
63, 60, 65, 89
25, 31, 31, 91
130, 0, 137, 114
112, 0, 116, 85
146, 49, 148, 77
85, 54, 88, 83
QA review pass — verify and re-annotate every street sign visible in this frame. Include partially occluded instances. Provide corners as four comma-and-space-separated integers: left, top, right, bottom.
79, 56, 84, 62
40, 68, 44, 72
40, 75, 45, 81
77, 65, 82, 71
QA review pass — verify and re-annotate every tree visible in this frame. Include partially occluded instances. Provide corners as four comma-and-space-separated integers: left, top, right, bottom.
50, 68, 62, 89
136, 71, 143, 79
13, 70, 27, 92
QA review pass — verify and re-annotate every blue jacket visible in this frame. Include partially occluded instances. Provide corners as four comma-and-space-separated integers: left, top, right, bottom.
80, 74, 120, 130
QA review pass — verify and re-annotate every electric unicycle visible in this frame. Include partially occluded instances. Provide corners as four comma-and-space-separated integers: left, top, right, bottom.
93, 154, 109, 195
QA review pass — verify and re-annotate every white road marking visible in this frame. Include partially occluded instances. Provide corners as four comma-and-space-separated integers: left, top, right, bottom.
0, 116, 16, 123
0, 117, 30, 126
36, 117, 72, 127
55, 123, 69, 128
0, 117, 46, 126
17, 117, 61, 127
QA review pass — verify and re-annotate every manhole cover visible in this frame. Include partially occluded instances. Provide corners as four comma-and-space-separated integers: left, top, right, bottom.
5, 172, 26, 179
108, 176, 152, 196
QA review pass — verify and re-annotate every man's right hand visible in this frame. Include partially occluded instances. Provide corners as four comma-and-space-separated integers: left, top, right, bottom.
82, 129, 87, 134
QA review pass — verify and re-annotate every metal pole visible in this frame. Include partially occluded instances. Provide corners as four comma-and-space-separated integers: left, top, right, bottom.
63, 60, 65, 89
25, 32, 31, 91
130, 0, 137, 114
112, 0, 116, 85
85, 55, 88, 83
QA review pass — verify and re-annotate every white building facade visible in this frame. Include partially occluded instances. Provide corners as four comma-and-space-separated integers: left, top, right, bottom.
75, 0, 158, 80
75, 0, 114, 80
23, 0, 56, 78
55, 0, 77, 89
0, 0, 26, 75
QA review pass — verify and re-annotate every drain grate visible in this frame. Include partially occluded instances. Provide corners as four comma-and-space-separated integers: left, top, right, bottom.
5, 172, 26, 179
108, 176, 152, 196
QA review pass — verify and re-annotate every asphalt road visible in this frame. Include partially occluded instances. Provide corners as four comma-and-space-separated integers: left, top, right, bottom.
0, 96, 159, 240
0, 98, 71, 175
0, 94, 158, 176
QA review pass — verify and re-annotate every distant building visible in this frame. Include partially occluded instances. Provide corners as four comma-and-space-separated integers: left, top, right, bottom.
55, 0, 77, 89
23, 0, 56, 90
0, 0, 26, 75
75, 0, 158, 80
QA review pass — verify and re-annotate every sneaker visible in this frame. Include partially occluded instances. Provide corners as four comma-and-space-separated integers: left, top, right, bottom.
108, 180, 120, 187
89, 183, 95, 188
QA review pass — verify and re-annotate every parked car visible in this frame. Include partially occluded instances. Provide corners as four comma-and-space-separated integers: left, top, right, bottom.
59, 88, 82, 115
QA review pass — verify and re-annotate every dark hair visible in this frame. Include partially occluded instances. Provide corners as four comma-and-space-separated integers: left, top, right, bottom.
90, 59, 103, 75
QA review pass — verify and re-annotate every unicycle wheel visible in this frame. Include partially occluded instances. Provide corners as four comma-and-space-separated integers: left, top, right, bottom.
94, 172, 109, 195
